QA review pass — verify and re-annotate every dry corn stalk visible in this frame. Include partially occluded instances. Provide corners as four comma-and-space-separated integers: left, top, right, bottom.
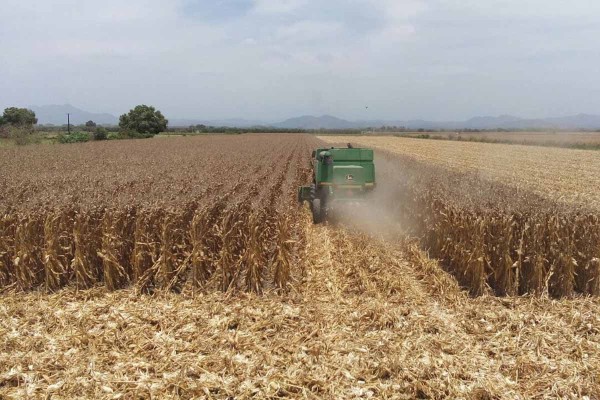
72, 208, 103, 289
0, 135, 317, 295
98, 208, 135, 290
273, 213, 292, 291
14, 214, 44, 290
0, 214, 17, 288
43, 210, 74, 291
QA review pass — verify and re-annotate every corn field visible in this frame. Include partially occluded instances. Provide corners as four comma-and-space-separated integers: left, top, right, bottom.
2, 134, 600, 297
0, 134, 318, 293
2, 134, 600, 399
321, 136, 600, 297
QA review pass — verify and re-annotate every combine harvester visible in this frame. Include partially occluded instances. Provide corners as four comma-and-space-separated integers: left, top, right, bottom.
298, 144, 376, 223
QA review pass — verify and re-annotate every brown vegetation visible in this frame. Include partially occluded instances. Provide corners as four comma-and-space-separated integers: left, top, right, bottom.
1, 134, 599, 398
400, 130, 600, 149
0, 134, 318, 293
1, 222, 599, 398
321, 136, 600, 297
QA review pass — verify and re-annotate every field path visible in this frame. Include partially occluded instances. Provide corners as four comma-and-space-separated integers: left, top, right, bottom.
300, 216, 521, 398
304, 214, 600, 399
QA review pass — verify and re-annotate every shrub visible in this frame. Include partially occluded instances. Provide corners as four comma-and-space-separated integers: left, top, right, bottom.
107, 132, 122, 140
10, 125, 36, 146
120, 129, 153, 139
0, 125, 9, 139
94, 127, 108, 141
58, 131, 90, 144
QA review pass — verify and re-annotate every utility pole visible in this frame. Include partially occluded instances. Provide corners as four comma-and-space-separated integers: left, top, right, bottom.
67, 113, 70, 135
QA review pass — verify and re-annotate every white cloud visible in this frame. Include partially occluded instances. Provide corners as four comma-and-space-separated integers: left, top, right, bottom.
371, 24, 416, 44
379, 0, 427, 19
273, 20, 344, 43
251, 0, 307, 14
242, 37, 258, 45
1, 0, 600, 121
432, 0, 600, 20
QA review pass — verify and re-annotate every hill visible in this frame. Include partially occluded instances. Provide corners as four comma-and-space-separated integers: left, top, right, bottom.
30, 104, 118, 126
274, 113, 600, 130
274, 115, 357, 129
27, 104, 600, 130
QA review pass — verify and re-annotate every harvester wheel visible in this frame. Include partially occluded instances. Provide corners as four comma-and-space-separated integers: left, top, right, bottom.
312, 198, 323, 224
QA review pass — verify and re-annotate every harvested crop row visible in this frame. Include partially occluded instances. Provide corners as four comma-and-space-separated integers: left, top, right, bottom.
320, 136, 600, 297
0, 134, 318, 293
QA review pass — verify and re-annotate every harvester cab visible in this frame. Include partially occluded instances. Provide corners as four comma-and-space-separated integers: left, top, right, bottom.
298, 144, 376, 223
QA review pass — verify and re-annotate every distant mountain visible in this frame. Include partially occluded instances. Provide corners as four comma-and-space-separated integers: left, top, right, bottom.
27, 104, 600, 130
31, 104, 118, 126
462, 115, 523, 129
516, 114, 600, 130
170, 118, 267, 127
152, 113, 600, 130
273, 113, 600, 130
274, 115, 357, 129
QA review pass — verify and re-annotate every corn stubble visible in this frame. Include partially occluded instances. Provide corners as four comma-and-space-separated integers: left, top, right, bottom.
0, 135, 316, 294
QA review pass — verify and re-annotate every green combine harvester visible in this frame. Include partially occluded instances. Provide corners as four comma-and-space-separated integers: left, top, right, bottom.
298, 144, 376, 223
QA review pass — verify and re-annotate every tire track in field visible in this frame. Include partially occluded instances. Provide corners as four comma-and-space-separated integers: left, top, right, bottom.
304, 213, 600, 398
299, 216, 521, 398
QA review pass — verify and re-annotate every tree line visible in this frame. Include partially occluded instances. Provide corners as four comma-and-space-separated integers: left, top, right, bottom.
1, 105, 168, 144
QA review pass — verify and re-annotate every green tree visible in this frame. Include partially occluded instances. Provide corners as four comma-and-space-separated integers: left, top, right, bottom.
85, 120, 97, 132
119, 105, 167, 136
2, 107, 38, 126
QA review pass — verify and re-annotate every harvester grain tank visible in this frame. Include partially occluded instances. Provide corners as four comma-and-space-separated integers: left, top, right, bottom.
298, 144, 376, 223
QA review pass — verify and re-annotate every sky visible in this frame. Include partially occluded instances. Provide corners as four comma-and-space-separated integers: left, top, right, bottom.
1, 0, 600, 122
